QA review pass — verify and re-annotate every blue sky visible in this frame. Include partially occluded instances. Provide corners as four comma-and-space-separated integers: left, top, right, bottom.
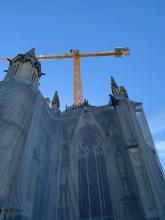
0, 0, 165, 169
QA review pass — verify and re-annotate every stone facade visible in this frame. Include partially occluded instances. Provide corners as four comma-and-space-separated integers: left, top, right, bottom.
0, 50, 165, 220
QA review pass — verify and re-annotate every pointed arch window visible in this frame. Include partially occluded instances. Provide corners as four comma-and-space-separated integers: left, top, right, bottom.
78, 126, 113, 219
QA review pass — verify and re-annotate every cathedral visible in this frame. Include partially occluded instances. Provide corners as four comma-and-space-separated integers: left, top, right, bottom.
0, 49, 165, 220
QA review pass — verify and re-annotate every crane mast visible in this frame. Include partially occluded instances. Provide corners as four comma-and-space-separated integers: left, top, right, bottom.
0, 48, 130, 105
72, 50, 83, 105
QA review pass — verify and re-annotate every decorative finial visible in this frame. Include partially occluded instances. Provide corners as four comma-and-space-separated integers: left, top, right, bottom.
83, 99, 89, 106
111, 76, 119, 95
52, 91, 60, 112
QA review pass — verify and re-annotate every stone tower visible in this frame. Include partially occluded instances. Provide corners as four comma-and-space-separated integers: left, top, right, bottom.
0, 50, 165, 220
4, 48, 41, 85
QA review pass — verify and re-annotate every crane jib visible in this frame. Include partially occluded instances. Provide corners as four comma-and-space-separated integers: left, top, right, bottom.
0, 48, 130, 105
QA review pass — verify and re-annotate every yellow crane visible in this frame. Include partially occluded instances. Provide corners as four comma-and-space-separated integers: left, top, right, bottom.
0, 48, 130, 105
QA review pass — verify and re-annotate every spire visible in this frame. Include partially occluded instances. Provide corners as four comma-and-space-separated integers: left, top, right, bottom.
24, 48, 36, 58
52, 91, 60, 112
4, 48, 41, 85
111, 76, 118, 87
111, 76, 119, 95
119, 86, 129, 98
110, 76, 129, 98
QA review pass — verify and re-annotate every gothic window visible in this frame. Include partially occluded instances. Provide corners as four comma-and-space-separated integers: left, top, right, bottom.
32, 71, 36, 82
11, 63, 19, 77
78, 126, 113, 219
11, 64, 17, 77
31, 69, 35, 80
14, 64, 19, 75
32, 72, 36, 82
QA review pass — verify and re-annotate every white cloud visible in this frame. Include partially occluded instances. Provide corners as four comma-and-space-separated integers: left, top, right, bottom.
149, 112, 165, 135
155, 140, 165, 155
148, 112, 165, 170
155, 141, 165, 171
